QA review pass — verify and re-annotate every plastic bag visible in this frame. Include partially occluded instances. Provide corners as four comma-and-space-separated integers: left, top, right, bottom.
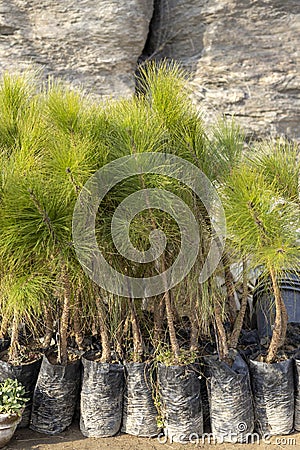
0, 357, 41, 428
80, 353, 124, 437
294, 356, 300, 431
30, 354, 81, 434
158, 363, 203, 443
206, 354, 254, 443
200, 369, 211, 432
122, 362, 158, 437
249, 357, 294, 435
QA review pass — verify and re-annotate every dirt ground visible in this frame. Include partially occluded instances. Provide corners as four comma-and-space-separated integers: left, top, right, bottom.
5, 425, 300, 450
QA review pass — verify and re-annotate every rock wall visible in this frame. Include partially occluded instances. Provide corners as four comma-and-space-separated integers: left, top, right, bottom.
144, 0, 300, 140
0, 1, 299, 140
0, 0, 153, 97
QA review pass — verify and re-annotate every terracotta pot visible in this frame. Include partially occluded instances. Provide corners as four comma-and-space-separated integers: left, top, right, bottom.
0, 413, 21, 448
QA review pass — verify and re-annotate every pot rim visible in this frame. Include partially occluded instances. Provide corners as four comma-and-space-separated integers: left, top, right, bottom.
0, 407, 24, 421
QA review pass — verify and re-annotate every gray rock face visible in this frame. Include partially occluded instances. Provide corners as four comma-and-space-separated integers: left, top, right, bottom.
0, 0, 153, 97
145, 0, 300, 140
0, 1, 299, 140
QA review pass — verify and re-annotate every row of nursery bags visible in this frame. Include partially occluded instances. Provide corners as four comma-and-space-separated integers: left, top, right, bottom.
0, 350, 300, 442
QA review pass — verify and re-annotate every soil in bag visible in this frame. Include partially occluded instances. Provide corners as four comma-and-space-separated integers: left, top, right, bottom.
157, 363, 203, 443
122, 362, 159, 437
0, 356, 41, 428
30, 353, 81, 434
206, 353, 254, 443
0, 340, 9, 353
80, 352, 124, 437
249, 357, 294, 435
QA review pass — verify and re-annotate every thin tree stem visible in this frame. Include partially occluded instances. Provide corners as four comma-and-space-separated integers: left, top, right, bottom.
0, 313, 10, 339
8, 312, 19, 364
190, 293, 199, 352
222, 253, 238, 323
229, 259, 248, 349
59, 269, 71, 365
266, 268, 287, 363
213, 296, 229, 361
164, 290, 180, 362
279, 296, 288, 348
115, 300, 127, 359
42, 302, 53, 349
161, 257, 180, 362
95, 293, 111, 363
153, 296, 165, 348
128, 297, 144, 362
73, 290, 85, 351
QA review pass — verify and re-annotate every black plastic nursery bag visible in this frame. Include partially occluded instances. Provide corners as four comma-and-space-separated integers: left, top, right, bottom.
249, 357, 294, 435
199, 371, 211, 432
30, 354, 81, 434
158, 363, 203, 443
206, 354, 254, 443
294, 356, 300, 431
122, 362, 158, 437
80, 354, 124, 437
0, 357, 41, 428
